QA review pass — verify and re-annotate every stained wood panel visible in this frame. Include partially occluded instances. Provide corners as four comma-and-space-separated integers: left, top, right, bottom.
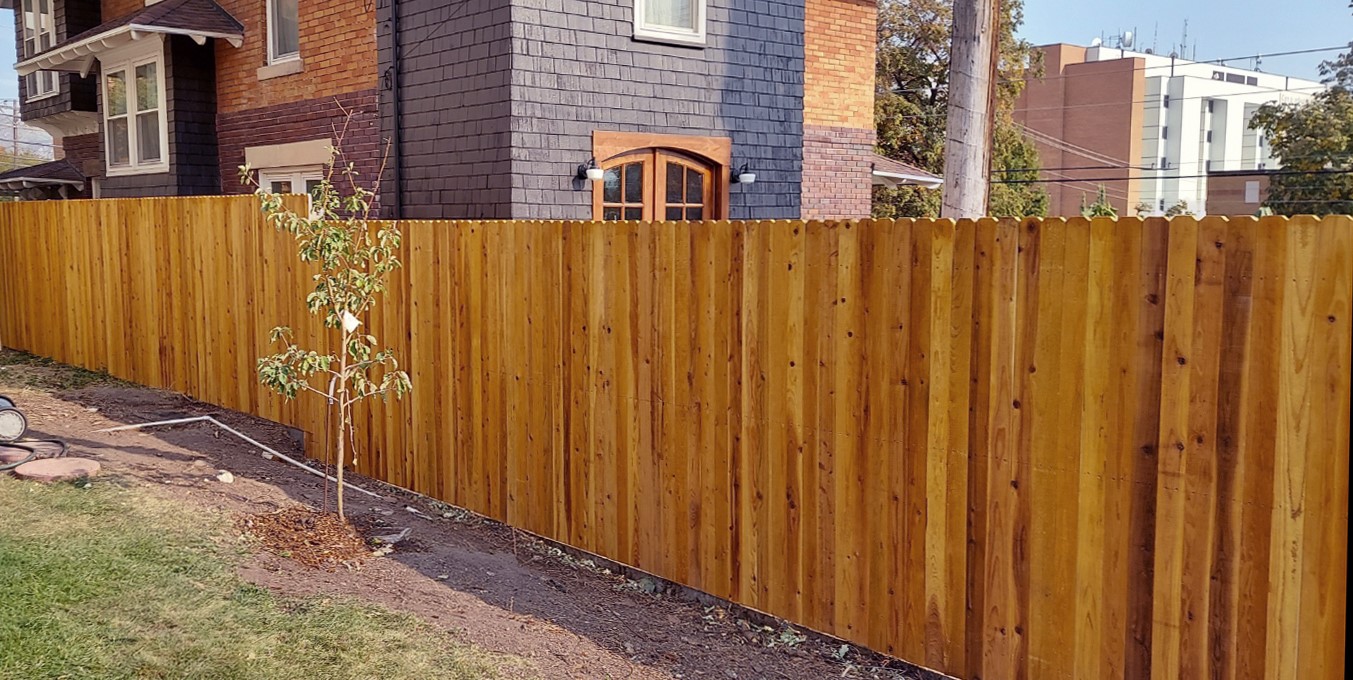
1, 198, 1348, 680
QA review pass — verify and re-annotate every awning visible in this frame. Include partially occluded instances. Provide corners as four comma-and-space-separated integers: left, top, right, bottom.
0, 159, 86, 195
872, 154, 944, 190
14, 0, 243, 77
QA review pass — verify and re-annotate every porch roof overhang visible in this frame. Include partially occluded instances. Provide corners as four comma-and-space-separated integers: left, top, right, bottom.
0, 159, 86, 193
14, 0, 243, 77
871, 154, 944, 190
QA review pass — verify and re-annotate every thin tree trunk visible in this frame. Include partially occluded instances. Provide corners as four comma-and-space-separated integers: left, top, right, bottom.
336, 331, 350, 519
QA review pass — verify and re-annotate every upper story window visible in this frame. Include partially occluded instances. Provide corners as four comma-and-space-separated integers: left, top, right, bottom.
102, 43, 168, 176
21, 0, 58, 101
634, 0, 706, 46
268, 0, 300, 63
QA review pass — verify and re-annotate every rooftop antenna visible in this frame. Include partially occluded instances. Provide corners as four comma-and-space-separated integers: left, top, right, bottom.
1180, 19, 1188, 61
1152, 22, 1159, 53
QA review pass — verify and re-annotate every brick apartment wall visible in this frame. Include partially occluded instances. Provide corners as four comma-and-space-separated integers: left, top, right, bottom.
378, 0, 515, 219
804, 0, 875, 130
507, 0, 805, 220
802, 125, 874, 219
1015, 45, 1145, 217
1206, 172, 1270, 216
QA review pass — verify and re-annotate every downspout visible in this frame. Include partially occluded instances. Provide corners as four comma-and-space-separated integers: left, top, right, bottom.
388, 0, 404, 219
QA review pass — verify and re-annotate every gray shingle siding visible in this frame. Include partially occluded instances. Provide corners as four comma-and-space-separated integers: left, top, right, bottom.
384, 0, 804, 219
14, 0, 100, 122
508, 0, 803, 220
379, 0, 516, 219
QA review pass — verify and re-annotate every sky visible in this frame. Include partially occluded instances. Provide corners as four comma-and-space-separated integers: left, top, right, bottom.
2, 2, 1351, 108
1019, 0, 1353, 81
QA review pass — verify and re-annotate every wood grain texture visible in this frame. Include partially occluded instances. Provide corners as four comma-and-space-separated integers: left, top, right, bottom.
1, 199, 1347, 680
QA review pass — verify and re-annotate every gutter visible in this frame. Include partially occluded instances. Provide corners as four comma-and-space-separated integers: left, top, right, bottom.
388, 0, 404, 219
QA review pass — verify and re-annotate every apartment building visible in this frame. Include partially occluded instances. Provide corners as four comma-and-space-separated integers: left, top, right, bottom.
1015, 43, 1321, 216
3, 0, 895, 219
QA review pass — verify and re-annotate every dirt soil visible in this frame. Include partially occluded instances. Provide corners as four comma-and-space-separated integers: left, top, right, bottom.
2, 357, 934, 680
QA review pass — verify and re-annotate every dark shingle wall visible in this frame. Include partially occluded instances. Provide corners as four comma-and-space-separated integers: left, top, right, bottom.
379, 0, 516, 219
14, 0, 100, 122
384, 0, 804, 219
508, 0, 804, 219
102, 36, 220, 197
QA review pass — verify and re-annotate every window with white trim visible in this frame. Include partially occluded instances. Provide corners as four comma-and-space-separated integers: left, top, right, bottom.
259, 166, 324, 216
21, 0, 58, 101
268, 0, 301, 63
102, 47, 168, 175
634, 0, 706, 46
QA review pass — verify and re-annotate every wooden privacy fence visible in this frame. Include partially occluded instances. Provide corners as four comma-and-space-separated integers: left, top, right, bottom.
1, 197, 1348, 680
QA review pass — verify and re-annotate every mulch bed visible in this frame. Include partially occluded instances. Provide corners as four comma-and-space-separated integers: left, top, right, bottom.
238, 506, 372, 569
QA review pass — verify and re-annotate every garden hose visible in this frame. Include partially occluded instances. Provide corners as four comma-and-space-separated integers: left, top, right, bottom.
0, 395, 71, 471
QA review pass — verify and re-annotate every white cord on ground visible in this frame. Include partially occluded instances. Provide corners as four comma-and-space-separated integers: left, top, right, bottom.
98, 415, 381, 499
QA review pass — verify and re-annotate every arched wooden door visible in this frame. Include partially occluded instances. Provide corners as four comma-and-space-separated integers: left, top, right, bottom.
594, 149, 719, 221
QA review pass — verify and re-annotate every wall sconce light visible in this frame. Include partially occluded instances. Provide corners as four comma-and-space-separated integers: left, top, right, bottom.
577, 157, 605, 181
731, 163, 756, 185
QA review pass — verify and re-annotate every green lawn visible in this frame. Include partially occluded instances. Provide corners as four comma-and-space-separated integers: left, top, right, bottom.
0, 476, 512, 679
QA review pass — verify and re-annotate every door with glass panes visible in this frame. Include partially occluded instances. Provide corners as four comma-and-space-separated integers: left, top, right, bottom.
594, 150, 717, 221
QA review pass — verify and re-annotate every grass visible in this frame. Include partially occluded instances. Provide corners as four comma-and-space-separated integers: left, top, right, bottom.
0, 348, 124, 391
0, 476, 514, 679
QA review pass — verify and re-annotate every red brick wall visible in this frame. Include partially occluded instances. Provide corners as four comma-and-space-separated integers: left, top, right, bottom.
802, 0, 876, 219
212, 0, 377, 115
60, 132, 102, 179
99, 0, 376, 116
217, 89, 380, 195
802, 125, 875, 219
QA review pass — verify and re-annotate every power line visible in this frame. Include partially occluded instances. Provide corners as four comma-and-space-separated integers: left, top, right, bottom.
883, 45, 1345, 96
992, 168, 1353, 185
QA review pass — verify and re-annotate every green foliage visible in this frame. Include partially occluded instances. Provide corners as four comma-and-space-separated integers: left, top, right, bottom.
873, 0, 1049, 217
1248, 5, 1353, 216
1250, 90, 1353, 215
241, 116, 409, 516
1079, 186, 1118, 218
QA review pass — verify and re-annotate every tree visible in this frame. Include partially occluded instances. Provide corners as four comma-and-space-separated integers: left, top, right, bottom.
241, 115, 410, 519
1080, 186, 1117, 218
1248, 4, 1353, 215
874, 0, 1048, 218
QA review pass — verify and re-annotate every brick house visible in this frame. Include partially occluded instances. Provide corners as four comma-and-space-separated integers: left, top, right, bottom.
3, 0, 919, 218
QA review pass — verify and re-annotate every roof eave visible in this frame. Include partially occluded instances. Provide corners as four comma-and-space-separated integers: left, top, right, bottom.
14, 23, 242, 75
872, 169, 944, 189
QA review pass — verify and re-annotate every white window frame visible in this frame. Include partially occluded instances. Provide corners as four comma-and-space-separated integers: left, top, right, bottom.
100, 37, 170, 177
633, 0, 706, 47
267, 0, 302, 65
21, 0, 59, 102
259, 165, 325, 217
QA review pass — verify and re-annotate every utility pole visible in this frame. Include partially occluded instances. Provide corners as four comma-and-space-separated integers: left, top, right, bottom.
941, 0, 1000, 218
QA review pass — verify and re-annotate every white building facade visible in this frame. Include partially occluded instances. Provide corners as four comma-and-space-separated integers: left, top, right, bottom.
1083, 46, 1321, 215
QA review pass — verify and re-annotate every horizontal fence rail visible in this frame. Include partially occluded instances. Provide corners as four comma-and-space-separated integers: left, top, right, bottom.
1, 197, 1348, 679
